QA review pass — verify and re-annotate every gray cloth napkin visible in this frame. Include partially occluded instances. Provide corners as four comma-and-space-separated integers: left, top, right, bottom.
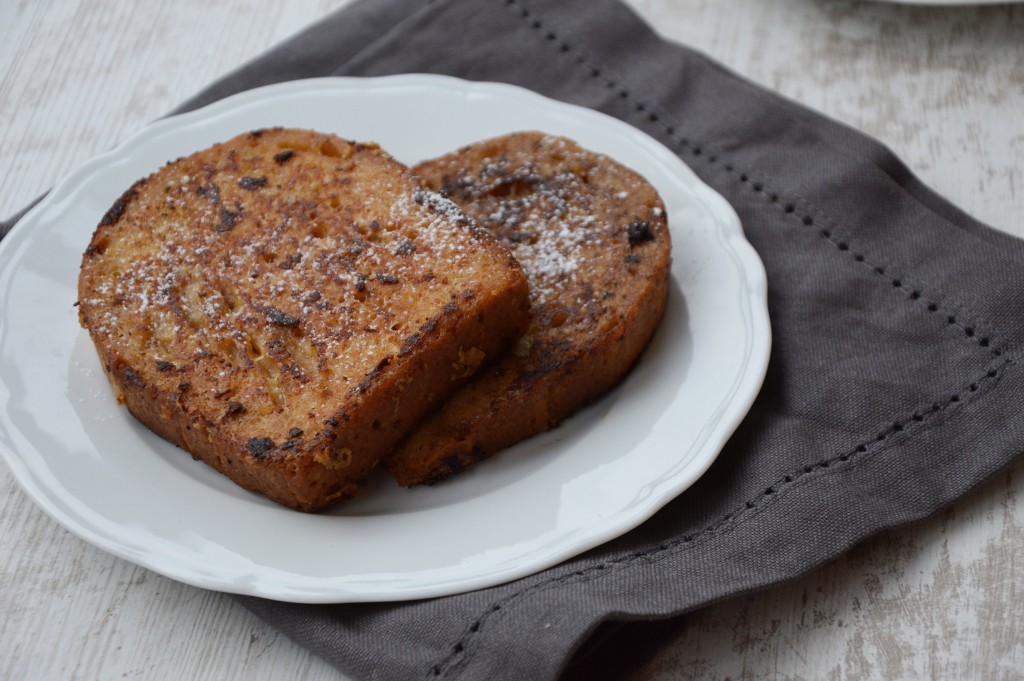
6, 0, 1023, 679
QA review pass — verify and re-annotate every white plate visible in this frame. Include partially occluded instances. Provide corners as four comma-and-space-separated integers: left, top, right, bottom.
0, 75, 769, 603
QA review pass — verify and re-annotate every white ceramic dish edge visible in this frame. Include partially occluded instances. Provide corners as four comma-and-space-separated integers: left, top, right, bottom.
0, 75, 770, 602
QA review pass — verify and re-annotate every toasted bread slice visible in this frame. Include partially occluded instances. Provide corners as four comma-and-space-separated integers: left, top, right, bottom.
385, 131, 671, 486
78, 128, 530, 511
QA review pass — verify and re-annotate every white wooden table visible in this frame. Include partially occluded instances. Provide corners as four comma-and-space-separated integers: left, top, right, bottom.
2, 1, 1021, 679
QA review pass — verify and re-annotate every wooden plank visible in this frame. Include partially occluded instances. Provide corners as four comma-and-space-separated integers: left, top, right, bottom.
0, 3, 354, 680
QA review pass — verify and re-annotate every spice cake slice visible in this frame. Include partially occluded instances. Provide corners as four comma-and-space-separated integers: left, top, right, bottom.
77, 128, 530, 511
385, 131, 672, 486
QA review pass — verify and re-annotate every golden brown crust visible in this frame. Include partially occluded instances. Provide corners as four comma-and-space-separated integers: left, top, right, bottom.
385, 131, 672, 486
78, 128, 530, 511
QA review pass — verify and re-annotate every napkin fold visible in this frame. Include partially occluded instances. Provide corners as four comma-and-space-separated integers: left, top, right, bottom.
7, 1, 1024, 680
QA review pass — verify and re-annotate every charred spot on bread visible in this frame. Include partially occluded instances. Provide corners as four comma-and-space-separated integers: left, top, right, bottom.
626, 220, 655, 246
122, 366, 146, 387
262, 306, 299, 327
216, 204, 243, 232
246, 437, 276, 459
196, 181, 220, 203
238, 175, 268, 190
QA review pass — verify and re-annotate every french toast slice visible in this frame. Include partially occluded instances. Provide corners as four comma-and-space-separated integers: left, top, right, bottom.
77, 128, 530, 511
385, 131, 672, 486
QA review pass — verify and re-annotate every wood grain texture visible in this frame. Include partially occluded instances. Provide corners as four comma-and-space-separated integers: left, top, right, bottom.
629, 0, 1024, 235
1, 1, 1021, 680
1, 4, 357, 680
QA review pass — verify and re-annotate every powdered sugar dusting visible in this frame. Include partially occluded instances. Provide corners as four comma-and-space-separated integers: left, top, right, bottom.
79, 130, 515, 433
450, 157, 602, 308
419, 131, 668, 340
